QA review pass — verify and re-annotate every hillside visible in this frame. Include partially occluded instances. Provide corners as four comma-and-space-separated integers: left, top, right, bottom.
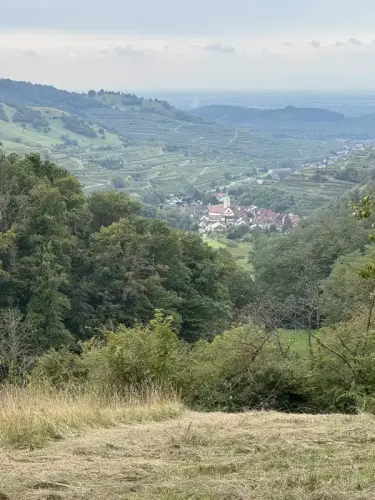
0, 79, 339, 203
190, 104, 345, 123
2, 410, 375, 499
190, 104, 375, 139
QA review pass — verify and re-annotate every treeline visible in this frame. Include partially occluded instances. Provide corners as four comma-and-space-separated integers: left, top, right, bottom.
0, 104, 8, 122
229, 183, 311, 214
0, 151, 254, 366
34, 310, 375, 414
250, 191, 375, 330
0, 79, 103, 112
12, 105, 49, 130
0, 79, 198, 124
61, 114, 97, 138
332, 149, 375, 183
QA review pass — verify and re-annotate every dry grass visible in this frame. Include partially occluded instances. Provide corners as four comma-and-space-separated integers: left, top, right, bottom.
0, 385, 183, 449
2, 410, 375, 499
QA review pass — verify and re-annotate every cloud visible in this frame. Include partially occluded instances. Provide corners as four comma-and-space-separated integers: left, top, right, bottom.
348, 37, 363, 46
3, 0, 375, 37
310, 40, 321, 48
204, 43, 236, 54
282, 41, 294, 47
112, 45, 144, 57
335, 41, 345, 46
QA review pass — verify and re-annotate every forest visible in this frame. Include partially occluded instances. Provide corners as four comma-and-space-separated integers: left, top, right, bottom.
2, 148, 375, 416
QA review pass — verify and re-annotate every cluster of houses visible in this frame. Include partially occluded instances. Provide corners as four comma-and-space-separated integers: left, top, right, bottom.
167, 192, 300, 234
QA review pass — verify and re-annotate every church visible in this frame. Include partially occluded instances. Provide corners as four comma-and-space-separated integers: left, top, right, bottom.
208, 195, 235, 222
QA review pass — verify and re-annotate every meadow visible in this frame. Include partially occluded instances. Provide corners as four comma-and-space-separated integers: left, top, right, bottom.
2, 385, 375, 500
204, 236, 253, 271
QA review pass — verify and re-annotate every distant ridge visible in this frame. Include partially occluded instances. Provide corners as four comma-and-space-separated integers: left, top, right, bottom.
0, 79, 196, 121
190, 104, 345, 124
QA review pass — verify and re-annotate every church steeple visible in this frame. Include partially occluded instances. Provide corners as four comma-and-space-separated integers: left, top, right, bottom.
223, 194, 230, 208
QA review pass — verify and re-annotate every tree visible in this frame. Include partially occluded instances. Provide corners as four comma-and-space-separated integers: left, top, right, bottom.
112, 175, 126, 189
321, 248, 375, 325
0, 308, 34, 380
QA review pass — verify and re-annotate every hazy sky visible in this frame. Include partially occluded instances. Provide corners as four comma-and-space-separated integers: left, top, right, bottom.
1, 0, 375, 91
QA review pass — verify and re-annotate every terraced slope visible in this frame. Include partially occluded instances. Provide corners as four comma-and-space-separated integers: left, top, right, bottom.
0, 80, 343, 206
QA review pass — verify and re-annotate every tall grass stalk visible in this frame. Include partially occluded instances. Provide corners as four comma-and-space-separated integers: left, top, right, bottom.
0, 383, 183, 449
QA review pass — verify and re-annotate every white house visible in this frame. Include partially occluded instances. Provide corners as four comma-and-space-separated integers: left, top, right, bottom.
168, 196, 183, 205
211, 222, 226, 232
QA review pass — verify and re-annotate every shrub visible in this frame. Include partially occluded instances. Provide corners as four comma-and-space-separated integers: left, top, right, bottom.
226, 240, 238, 248
85, 312, 186, 390
31, 312, 375, 415
182, 324, 310, 412
32, 347, 88, 388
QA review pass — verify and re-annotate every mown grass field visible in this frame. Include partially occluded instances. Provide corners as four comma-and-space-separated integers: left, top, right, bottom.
2, 397, 375, 500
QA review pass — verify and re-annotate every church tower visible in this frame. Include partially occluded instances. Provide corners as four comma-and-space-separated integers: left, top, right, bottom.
223, 194, 230, 208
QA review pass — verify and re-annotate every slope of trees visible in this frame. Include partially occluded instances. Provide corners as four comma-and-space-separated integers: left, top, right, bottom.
250, 192, 375, 329
61, 114, 97, 137
0, 151, 254, 367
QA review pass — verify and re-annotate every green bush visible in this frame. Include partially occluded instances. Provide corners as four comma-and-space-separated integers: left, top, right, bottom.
32, 347, 88, 388
81, 311, 186, 391
226, 240, 238, 248
31, 312, 375, 415
182, 324, 310, 412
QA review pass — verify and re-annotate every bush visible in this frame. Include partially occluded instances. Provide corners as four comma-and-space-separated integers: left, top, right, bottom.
182, 324, 310, 412
84, 312, 186, 391
31, 312, 375, 415
226, 240, 238, 248
34, 312, 186, 393
32, 347, 88, 388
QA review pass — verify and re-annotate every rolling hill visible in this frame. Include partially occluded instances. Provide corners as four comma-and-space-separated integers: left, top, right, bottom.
190, 104, 345, 124
190, 104, 375, 139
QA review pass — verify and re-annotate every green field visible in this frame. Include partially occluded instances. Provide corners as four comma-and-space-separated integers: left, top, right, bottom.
204, 236, 253, 271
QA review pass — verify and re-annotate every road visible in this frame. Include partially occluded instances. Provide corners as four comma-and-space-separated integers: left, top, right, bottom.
83, 180, 111, 190
229, 130, 238, 143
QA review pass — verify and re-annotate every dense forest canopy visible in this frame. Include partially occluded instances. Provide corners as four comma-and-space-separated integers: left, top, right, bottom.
0, 150, 255, 357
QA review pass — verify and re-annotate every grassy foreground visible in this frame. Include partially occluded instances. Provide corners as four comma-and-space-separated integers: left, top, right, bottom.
0, 385, 183, 449
2, 400, 375, 500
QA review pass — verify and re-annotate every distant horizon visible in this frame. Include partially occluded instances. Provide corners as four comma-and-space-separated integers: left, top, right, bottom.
7, 77, 375, 96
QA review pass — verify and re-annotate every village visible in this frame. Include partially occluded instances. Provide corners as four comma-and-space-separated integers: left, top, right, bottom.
167, 192, 301, 235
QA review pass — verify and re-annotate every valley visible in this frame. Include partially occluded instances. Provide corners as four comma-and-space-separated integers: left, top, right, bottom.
0, 80, 348, 212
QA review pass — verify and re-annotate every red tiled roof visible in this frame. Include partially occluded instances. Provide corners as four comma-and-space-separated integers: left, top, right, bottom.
215, 193, 225, 198
208, 205, 233, 214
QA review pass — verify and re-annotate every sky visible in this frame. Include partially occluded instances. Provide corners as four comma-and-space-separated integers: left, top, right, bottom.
1, 0, 375, 91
